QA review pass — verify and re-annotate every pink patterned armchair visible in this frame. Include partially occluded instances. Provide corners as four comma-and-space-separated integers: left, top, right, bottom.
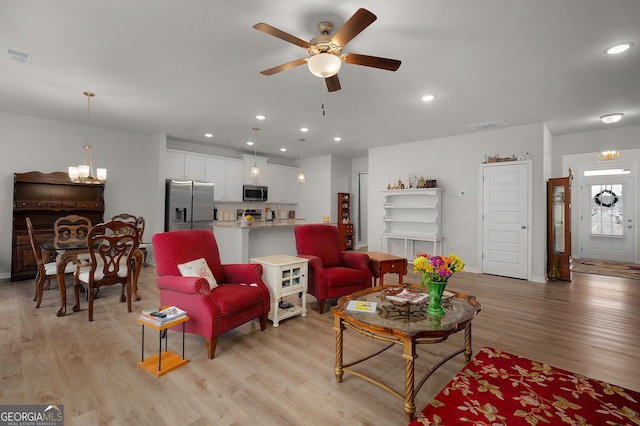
294, 224, 371, 313
152, 229, 270, 359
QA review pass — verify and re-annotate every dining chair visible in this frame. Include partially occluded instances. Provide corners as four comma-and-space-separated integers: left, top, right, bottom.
111, 213, 148, 267
73, 220, 139, 321
111, 214, 147, 301
26, 217, 75, 308
53, 214, 92, 249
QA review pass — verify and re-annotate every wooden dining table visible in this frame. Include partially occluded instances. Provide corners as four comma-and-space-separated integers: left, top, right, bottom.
38, 236, 143, 316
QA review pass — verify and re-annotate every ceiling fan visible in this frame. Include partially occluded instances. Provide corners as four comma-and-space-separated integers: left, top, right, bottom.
253, 8, 401, 92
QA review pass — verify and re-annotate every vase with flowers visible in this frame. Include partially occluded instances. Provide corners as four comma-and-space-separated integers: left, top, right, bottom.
413, 253, 464, 315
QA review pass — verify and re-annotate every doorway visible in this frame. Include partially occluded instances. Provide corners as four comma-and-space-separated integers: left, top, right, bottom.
579, 166, 636, 262
357, 172, 368, 248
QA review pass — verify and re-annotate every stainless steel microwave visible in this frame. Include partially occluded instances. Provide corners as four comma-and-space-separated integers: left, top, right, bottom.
243, 185, 268, 202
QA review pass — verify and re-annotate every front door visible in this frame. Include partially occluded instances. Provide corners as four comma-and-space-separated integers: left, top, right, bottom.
580, 175, 634, 261
481, 162, 530, 279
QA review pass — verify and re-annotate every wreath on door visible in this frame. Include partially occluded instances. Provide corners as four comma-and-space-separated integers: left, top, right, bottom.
594, 189, 618, 208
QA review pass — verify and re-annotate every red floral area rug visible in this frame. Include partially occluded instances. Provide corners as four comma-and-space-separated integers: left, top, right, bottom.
409, 347, 640, 426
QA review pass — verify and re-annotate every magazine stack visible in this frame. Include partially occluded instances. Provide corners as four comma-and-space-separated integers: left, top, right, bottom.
139, 306, 187, 326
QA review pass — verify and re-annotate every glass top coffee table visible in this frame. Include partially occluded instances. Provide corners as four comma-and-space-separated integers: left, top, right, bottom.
331, 284, 481, 421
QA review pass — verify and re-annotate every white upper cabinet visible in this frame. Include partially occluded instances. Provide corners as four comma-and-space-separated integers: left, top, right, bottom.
242, 154, 268, 185
166, 150, 205, 181
205, 157, 243, 202
267, 164, 299, 204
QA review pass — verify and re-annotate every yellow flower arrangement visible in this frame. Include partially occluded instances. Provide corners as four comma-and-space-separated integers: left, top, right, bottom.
414, 253, 465, 285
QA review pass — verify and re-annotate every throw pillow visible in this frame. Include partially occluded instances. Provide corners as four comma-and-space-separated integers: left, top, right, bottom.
177, 258, 218, 290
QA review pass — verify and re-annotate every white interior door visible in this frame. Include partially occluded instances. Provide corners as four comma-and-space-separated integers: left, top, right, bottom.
580, 176, 634, 261
482, 162, 530, 279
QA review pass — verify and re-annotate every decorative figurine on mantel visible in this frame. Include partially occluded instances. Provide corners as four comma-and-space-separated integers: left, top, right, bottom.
404, 173, 410, 190
397, 178, 404, 189
412, 175, 418, 189
418, 176, 426, 188
387, 182, 392, 190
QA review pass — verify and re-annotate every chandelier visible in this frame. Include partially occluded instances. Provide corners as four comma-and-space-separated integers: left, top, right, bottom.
68, 92, 107, 183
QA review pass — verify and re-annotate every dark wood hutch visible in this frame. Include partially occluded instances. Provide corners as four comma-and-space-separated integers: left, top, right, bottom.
337, 192, 354, 251
11, 171, 105, 281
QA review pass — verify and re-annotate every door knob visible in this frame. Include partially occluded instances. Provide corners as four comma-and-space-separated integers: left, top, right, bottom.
521, 225, 526, 229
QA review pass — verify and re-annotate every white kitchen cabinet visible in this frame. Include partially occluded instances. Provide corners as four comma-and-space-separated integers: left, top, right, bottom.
242, 154, 268, 185
267, 164, 299, 204
165, 149, 206, 181
205, 157, 243, 202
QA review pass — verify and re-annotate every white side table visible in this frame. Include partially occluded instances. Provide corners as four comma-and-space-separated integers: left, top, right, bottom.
250, 254, 308, 327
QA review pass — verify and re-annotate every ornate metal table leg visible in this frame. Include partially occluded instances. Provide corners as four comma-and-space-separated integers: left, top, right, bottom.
402, 339, 417, 421
333, 316, 344, 383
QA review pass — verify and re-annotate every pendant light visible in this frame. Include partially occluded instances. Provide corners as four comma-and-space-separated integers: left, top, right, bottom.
68, 91, 107, 183
297, 138, 305, 182
251, 127, 260, 180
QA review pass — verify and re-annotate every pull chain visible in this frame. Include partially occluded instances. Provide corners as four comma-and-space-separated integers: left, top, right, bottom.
321, 78, 326, 116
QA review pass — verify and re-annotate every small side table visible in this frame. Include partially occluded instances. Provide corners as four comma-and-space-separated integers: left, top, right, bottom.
137, 315, 189, 377
251, 255, 308, 327
364, 251, 408, 287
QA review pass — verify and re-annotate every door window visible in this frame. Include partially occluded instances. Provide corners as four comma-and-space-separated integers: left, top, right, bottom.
590, 184, 623, 236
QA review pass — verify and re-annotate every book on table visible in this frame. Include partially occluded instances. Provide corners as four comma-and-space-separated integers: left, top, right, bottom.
346, 300, 377, 313
139, 306, 187, 326
384, 289, 428, 304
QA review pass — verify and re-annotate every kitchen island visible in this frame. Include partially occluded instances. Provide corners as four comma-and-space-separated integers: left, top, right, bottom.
213, 220, 333, 264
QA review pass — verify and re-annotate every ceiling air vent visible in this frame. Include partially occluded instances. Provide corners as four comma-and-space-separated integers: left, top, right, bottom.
467, 120, 508, 131
5, 48, 32, 64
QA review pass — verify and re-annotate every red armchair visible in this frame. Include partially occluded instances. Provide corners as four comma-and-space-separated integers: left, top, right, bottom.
294, 224, 371, 313
152, 229, 270, 359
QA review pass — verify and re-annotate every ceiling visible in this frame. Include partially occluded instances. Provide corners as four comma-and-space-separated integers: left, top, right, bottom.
1, 0, 639, 160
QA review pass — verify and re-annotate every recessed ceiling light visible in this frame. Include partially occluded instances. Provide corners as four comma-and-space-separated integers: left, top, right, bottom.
334, 137, 342, 142
204, 133, 213, 138
280, 148, 287, 152
256, 115, 266, 120
247, 141, 254, 146
605, 42, 633, 55
600, 113, 624, 123
422, 94, 436, 102
300, 127, 309, 132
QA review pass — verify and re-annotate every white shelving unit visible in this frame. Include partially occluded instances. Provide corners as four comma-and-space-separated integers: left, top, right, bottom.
250, 255, 308, 327
380, 188, 444, 259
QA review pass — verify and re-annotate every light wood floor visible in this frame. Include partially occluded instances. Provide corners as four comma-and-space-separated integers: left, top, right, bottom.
2, 267, 639, 425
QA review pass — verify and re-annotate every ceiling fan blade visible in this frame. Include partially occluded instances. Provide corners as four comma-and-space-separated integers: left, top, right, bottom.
331, 8, 377, 48
260, 58, 308, 76
253, 23, 312, 49
325, 74, 341, 92
344, 53, 401, 71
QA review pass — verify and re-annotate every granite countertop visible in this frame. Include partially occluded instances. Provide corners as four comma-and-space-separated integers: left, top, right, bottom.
213, 219, 324, 229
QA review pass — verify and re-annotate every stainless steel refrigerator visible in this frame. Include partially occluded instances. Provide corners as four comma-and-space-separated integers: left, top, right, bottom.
165, 179, 215, 231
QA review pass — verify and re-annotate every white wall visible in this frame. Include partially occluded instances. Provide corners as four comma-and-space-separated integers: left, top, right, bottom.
552, 125, 640, 176
368, 123, 548, 280
296, 155, 332, 223
0, 110, 163, 278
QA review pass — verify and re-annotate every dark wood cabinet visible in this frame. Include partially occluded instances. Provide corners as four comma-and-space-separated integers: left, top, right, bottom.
547, 170, 572, 281
337, 192, 354, 251
11, 171, 105, 281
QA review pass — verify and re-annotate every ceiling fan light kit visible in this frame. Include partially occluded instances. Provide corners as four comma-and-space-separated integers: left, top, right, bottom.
308, 53, 342, 77
254, 8, 401, 92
